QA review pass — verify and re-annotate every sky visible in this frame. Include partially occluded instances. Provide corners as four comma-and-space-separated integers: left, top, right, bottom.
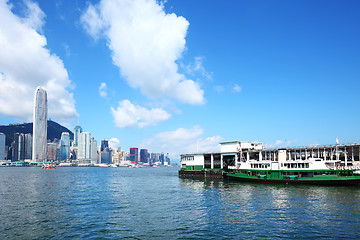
0, 0, 360, 159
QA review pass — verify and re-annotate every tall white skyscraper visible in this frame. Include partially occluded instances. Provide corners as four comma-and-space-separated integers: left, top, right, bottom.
78, 132, 91, 164
0, 133, 5, 160
32, 86, 48, 162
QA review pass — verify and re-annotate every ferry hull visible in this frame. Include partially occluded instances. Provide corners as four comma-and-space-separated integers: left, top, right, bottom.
225, 173, 360, 186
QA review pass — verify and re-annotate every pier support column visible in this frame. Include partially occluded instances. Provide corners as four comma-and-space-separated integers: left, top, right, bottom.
345, 147, 347, 166
211, 154, 214, 169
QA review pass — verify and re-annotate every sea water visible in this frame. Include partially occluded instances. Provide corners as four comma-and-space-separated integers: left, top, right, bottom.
1, 167, 360, 239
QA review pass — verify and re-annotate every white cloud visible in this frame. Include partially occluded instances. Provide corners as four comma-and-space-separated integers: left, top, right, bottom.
0, 0, 78, 125
99, 82, 107, 98
184, 56, 213, 81
109, 137, 120, 149
110, 100, 171, 128
140, 125, 223, 159
22, 0, 45, 32
233, 84, 242, 93
81, 0, 205, 105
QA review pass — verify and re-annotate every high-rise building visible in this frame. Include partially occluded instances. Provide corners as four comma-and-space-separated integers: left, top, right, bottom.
90, 137, 98, 164
60, 132, 70, 161
0, 133, 5, 160
47, 142, 57, 161
78, 132, 91, 164
101, 139, 109, 151
24, 133, 32, 160
130, 148, 138, 163
160, 153, 165, 165
32, 86, 47, 162
11, 133, 32, 161
140, 149, 149, 163
100, 148, 112, 164
73, 125, 82, 147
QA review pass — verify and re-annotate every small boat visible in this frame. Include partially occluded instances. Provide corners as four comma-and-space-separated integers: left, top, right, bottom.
42, 163, 55, 169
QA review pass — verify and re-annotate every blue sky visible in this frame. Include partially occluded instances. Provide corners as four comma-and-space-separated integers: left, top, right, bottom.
0, 0, 360, 158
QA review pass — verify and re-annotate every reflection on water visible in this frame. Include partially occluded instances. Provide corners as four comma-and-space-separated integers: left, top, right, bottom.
0, 167, 360, 239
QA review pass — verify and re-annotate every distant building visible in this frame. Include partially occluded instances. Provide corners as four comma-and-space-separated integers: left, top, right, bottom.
73, 125, 82, 147
70, 146, 78, 160
90, 137, 98, 164
112, 148, 121, 164
0, 133, 5, 160
32, 86, 47, 162
78, 132, 91, 164
101, 139, 109, 151
165, 153, 171, 165
130, 148, 138, 163
140, 149, 149, 163
24, 133, 32, 160
11, 133, 32, 161
60, 132, 70, 161
47, 143, 57, 161
100, 148, 112, 164
100, 139, 111, 164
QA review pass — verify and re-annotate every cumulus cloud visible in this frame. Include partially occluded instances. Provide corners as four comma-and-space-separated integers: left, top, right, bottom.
99, 82, 107, 98
81, 0, 205, 105
109, 137, 120, 149
140, 125, 223, 158
0, 0, 78, 125
233, 84, 242, 93
110, 100, 171, 128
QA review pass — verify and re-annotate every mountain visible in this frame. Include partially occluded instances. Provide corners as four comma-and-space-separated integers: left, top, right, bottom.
0, 120, 73, 146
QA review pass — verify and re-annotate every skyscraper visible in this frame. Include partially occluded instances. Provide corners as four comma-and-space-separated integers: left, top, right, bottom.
73, 125, 82, 147
32, 86, 48, 162
24, 133, 32, 160
11, 133, 32, 161
60, 132, 70, 161
90, 137, 98, 164
100, 139, 111, 164
130, 148, 138, 163
78, 132, 91, 164
101, 139, 109, 151
140, 149, 149, 163
0, 133, 5, 160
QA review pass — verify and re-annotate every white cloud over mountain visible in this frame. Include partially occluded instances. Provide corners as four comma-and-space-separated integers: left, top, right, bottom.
111, 100, 171, 128
140, 125, 223, 158
0, 0, 78, 125
81, 0, 205, 105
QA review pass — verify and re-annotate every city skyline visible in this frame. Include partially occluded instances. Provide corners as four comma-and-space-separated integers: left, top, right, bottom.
1, 0, 360, 160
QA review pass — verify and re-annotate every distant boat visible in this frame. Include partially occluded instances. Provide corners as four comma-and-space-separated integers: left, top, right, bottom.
42, 163, 55, 169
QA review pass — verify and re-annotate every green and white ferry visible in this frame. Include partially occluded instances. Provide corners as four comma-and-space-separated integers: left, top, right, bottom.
180, 141, 360, 185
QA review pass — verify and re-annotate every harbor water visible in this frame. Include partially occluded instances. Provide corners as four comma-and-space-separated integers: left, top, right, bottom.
1, 167, 360, 239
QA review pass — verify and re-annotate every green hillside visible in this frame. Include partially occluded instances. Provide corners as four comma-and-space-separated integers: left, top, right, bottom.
0, 120, 73, 146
